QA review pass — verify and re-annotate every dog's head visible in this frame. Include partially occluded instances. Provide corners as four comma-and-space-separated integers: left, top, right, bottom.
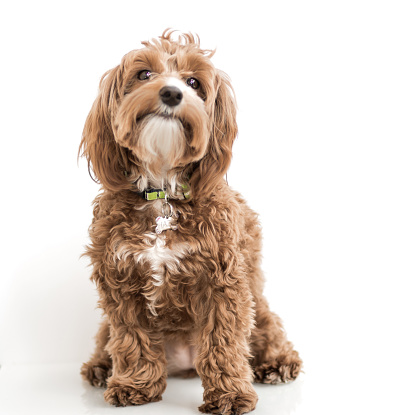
80, 30, 237, 198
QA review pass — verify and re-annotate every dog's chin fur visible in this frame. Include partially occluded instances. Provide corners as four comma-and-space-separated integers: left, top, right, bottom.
137, 115, 186, 177
79, 30, 302, 414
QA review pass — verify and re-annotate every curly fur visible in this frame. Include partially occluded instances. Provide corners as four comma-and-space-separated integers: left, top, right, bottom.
79, 30, 302, 414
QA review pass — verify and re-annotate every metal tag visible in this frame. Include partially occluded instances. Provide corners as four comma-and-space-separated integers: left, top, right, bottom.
155, 216, 178, 234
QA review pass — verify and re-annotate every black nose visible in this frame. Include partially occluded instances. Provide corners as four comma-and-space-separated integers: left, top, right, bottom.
159, 86, 183, 107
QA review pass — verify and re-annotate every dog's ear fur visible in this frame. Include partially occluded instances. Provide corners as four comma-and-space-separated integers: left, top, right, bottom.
190, 70, 237, 197
79, 66, 135, 192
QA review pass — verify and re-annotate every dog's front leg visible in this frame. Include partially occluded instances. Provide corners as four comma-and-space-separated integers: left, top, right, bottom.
102, 300, 167, 407
193, 278, 258, 415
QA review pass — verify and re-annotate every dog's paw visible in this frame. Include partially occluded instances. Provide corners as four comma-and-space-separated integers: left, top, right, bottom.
199, 388, 258, 415
253, 352, 302, 384
104, 382, 163, 407
81, 361, 112, 388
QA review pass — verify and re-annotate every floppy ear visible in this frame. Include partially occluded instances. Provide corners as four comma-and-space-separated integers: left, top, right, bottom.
190, 70, 238, 197
79, 66, 136, 192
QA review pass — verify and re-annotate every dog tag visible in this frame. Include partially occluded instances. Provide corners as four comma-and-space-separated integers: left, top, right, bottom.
155, 197, 178, 234
155, 216, 178, 234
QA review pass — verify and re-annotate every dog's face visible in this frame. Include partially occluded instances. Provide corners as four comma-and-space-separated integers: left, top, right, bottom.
114, 40, 215, 176
80, 31, 237, 197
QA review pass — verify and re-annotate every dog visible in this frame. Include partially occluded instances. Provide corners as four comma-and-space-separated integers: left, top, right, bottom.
79, 30, 302, 415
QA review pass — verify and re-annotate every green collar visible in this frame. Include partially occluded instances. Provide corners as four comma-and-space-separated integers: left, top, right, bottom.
137, 184, 190, 201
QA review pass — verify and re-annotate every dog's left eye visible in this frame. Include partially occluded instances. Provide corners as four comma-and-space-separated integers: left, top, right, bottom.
186, 78, 200, 90
138, 70, 151, 80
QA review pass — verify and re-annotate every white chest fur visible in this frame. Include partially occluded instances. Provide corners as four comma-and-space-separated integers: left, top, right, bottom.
137, 235, 187, 284
135, 234, 190, 315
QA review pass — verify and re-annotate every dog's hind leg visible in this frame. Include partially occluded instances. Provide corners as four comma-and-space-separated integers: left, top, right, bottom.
250, 297, 302, 384
81, 319, 113, 387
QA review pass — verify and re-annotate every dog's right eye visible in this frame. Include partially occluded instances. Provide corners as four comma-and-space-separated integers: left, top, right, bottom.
138, 70, 151, 80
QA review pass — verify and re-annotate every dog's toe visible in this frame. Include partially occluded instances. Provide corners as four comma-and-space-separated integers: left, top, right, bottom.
253, 353, 302, 384
81, 361, 112, 388
199, 389, 258, 415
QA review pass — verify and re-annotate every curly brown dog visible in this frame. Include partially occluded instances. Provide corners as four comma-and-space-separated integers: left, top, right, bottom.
79, 30, 302, 415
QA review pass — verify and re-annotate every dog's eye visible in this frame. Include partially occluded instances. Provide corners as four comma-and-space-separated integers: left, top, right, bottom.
186, 78, 200, 90
138, 70, 151, 80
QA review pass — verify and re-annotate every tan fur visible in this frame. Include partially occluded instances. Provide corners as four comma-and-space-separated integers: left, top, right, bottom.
79, 30, 302, 414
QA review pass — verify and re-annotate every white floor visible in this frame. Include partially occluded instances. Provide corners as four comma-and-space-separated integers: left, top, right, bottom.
4, 355, 415, 415
0, 363, 303, 415
2, 359, 414, 415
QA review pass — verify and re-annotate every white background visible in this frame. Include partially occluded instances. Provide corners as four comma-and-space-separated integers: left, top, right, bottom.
1, 1, 414, 414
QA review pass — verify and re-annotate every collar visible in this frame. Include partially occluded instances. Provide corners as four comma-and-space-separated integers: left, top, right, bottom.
136, 184, 190, 201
